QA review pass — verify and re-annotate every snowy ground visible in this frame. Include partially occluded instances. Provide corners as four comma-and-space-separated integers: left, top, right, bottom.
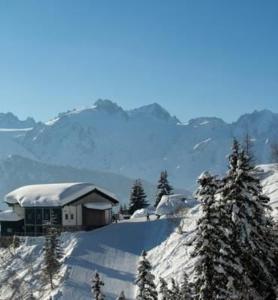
0, 213, 198, 300
59, 216, 180, 299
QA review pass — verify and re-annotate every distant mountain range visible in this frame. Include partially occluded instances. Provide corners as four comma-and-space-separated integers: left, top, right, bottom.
0, 100, 278, 201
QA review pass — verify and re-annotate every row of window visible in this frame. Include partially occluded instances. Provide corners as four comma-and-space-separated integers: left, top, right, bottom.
25, 208, 62, 225
65, 213, 74, 220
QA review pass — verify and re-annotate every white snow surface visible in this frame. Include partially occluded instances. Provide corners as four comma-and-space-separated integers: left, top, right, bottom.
256, 164, 278, 219
5, 182, 118, 207
0, 210, 200, 300
0, 210, 23, 221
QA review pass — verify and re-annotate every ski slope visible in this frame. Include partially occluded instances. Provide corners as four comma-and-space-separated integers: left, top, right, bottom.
59, 217, 177, 300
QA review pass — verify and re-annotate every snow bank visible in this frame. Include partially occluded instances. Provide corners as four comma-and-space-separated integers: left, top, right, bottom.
5, 183, 118, 207
156, 194, 197, 216
148, 206, 200, 285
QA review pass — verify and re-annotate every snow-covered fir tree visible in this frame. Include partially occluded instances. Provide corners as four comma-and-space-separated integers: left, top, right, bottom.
158, 278, 171, 300
92, 272, 105, 300
116, 291, 126, 300
180, 272, 192, 300
135, 250, 158, 300
191, 169, 243, 299
221, 140, 278, 299
128, 180, 149, 215
43, 227, 63, 290
169, 278, 182, 300
154, 170, 173, 207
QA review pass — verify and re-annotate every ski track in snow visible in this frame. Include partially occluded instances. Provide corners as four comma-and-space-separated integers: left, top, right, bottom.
59, 218, 177, 300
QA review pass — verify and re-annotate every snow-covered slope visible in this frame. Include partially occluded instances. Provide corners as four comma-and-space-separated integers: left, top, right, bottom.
257, 163, 278, 219
0, 217, 185, 300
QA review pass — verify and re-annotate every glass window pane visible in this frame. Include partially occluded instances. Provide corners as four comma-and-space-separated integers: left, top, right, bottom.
26, 208, 35, 224
43, 209, 50, 221
36, 208, 42, 224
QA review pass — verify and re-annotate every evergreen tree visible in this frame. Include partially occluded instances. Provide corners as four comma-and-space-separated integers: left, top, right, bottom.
221, 140, 278, 298
191, 169, 243, 299
92, 272, 105, 300
116, 291, 126, 300
155, 170, 173, 207
43, 227, 63, 290
129, 180, 149, 215
158, 278, 171, 300
135, 250, 158, 300
180, 272, 192, 300
169, 278, 182, 300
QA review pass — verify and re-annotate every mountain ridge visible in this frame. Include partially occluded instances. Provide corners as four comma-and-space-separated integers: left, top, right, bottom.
1, 101, 278, 190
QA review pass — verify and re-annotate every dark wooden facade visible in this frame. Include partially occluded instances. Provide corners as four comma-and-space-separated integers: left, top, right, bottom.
0, 220, 24, 236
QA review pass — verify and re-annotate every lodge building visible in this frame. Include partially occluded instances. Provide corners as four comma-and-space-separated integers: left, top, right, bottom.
0, 182, 119, 236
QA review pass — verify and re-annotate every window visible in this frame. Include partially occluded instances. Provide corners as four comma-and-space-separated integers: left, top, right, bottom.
43, 209, 50, 222
51, 208, 62, 225
36, 208, 42, 224
70, 214, 74, 220
65, 214, 68, 220
26, 208, 35, 224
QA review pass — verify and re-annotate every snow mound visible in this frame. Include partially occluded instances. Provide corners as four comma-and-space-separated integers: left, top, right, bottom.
130, 207, 156, 219
5, 183, 118, 207
156, 194, 197, 216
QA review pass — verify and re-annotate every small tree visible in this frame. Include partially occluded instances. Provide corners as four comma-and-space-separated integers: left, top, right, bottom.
180, 272, 192, 300
92, 272, 105, 300
43, 227, 63, 290
169, 278, 182, 300
129, 180, 149, 215
159, 278, 171, 300
135, 250, 158, 300
116, 291, 126, 300
155, 170, 173, 207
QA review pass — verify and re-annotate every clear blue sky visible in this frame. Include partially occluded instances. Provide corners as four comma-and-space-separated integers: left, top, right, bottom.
0, 0, 278, 122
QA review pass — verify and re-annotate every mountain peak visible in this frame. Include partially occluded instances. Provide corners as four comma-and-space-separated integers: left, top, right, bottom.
129, 103, 180, 123
94, 99, 125, 114
0, 112, 36, 129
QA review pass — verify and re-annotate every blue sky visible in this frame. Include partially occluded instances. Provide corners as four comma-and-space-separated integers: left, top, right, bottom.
0, 0, 277, 122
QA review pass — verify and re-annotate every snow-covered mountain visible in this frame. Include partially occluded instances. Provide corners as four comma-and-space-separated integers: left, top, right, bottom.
1, 101, 278, 191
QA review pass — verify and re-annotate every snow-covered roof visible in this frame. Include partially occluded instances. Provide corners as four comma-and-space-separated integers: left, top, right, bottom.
5, 183, 119, 207
84, 203, 112, 210
0, 210, 23, 221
